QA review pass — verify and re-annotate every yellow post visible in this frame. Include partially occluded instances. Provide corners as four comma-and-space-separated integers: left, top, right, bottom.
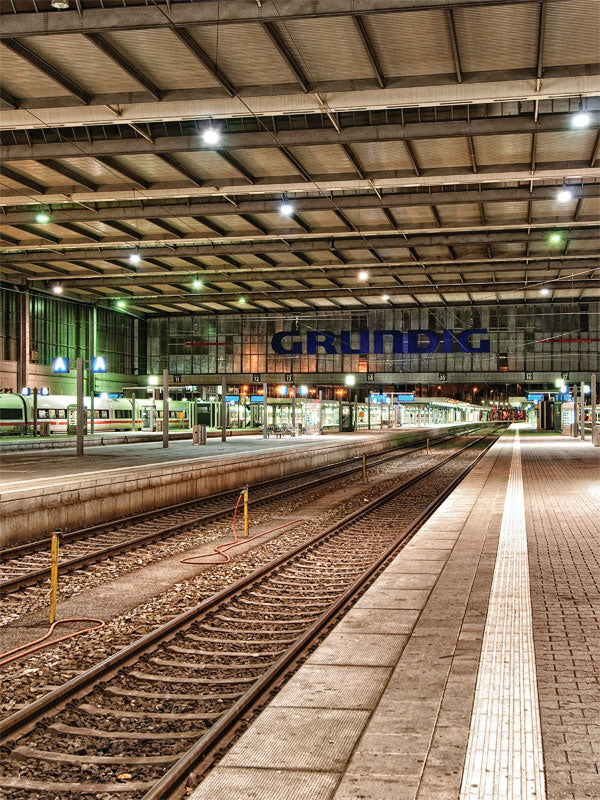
362, 453, 367, 484
427, 438, 430, 454
243, 487, 249, 537
49, 531, 59, 624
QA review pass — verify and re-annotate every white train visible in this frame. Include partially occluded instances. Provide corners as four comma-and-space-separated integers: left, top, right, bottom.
0, 393, 190, 435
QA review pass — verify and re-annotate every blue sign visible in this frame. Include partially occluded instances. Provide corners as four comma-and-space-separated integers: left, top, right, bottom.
396, 393, 415, 402
21, 387, 31, 396
40, 387, 50, 396
94, 391, 123, 398
271, 328, 490, 355
225, 394, 240, 403
91, 356, 107, 373
52, 357, 70, 373
527, 393, 544, 404
370, 393, 391, 404
250, 395, 265, 403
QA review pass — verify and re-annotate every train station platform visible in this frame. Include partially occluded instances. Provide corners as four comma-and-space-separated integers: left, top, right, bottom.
190, 427, 600, 800
0, 424, 476, 547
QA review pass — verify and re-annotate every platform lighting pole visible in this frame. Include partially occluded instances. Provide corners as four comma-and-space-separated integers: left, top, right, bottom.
88, 307, 97, 436
580, 380, 586, 440
262, 383, 268, 439
367, 393, 371, 430
76, 357, 85, 457
338, 396, 343, 433
591, 373, 597, 446
354, 391, 358, 431
572, 383, 578, 437
162, 368, 169, 449
221, 377, 227, 443
32, 388, 38, 437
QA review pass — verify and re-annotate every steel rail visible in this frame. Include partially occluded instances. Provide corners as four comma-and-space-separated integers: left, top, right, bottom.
0, 428, 480, 594
0, 430, 498, 748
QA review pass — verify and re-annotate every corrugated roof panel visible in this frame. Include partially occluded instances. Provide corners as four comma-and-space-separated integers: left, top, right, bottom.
272, 16, 373, 82
0, 44, 70, 98
363, 10, 455, 77
228, 148, 296, 178
483, 201, 528, 222
296, 211, 343, 230
536, 130, 597, 163
412, 138, 471, 169
186, 22, 298, 87
343, 208, 391, 228
474, 134, 531, 166
351, 141, 414, 173
579, 197, 600, 216
111, 155, 184, 182
452, 4, 539, 71
288, 145, 355, 175
544, 0, 600, 65
3, 225, 36, 241
4, 159, 66, 184
173, 217, 221, 236
531, 199, 577, 220
437, 203, 481, 224
102, 29, 220, 89
171, 151, 241, 179
57, 158, 129, 184
391, 206, 437, 227
18, 34, 141, 94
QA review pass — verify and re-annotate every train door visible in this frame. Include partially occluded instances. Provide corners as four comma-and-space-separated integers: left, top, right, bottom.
141, 405, 155, 431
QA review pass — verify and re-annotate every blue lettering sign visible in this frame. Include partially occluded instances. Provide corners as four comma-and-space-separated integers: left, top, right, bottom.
52, 357, 70, 373
271, 331, 302, 355
396, 393, 415, 402
91, 356, 107, 373
373, 330, 403, 354
340, 330, 370, 354
406, 330, 440, 354
306, 331, 337, 355
456, 329, 490, 353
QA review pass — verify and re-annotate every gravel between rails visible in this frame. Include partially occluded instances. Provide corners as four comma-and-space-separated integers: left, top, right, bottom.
1, 443, 457, 629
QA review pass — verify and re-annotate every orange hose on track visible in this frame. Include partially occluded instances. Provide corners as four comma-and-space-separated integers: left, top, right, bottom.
181, 490, 304, 566
0, 618, 106, 667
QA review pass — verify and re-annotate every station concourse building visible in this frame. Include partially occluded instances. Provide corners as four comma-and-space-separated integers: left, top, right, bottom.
0, 0, 599, 797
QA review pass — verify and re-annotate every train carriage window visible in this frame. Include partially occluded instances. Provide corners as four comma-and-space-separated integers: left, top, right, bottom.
94, 410, 100, 419
38, 409, 47, 418
99, 410, 109, 419
48, 409, 56, 419
0, 408, 24, 420
57, 409, 66, 419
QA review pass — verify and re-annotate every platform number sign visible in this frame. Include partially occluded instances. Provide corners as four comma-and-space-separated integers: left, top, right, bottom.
438, 372, 447, 381
525, 372, 534, 381
561, 372, 569, 380
173, 375, 182, 383
91, 356, 107, 374
52, 357, 70, 374
252, 374, 261, 383
285, 373, 294, 382
366, 373, 375, 382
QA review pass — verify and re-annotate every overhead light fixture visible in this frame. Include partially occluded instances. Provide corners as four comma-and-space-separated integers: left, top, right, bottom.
358, 270, 369, 281
540, 287, 550, 296
116, 299, 128, 309
238, 296, 247, 304
381, 294, 390, 301
51, 283, 63, 295
557, 188, 572, 202
35, 212, 51, 223
279, 201, 294, 216
129, 252, 141, 264
548, 232, 562, 244
192, 276, 203, 289
51, 0, 70, 8
202, 127, 220, 145
572, 111, 590, 128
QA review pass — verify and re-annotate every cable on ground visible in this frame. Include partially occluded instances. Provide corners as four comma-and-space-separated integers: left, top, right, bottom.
0, 618, 106, 667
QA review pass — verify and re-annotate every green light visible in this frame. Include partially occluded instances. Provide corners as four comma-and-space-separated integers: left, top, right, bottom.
116, 300, 127, 309
35, 212, 51, 224
192, 278, 203, 289
549, 232, 562, 244
238, 296, 246, 304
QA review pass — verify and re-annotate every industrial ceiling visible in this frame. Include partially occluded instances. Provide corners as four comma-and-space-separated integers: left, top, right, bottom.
0, 0, 599, 315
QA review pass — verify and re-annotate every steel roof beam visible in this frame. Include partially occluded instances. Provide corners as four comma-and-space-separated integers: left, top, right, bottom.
445, 8, 463, 83
261, 21, 310, 93
192, 217, 227, 237
353, 15, 386, 89
2, 39, 90, 104
0, 88, 19, 110
2, 113, 596, 161
105, 220, 144, 240
57, 222, 103, 242
95, 156, 149, 189
147, 218, 184, 238
155, 153, 204, 187
10, 224, 61, 244
171, 28, 236, 98
239, 214, 268, 234
216, 150, 256, 184
0, 164, 46, 194
3, 226, 597, 263
3, 184, 596, 225
84, 33, 162, 100
39, 158, 98, 191
278, 147, 312, 182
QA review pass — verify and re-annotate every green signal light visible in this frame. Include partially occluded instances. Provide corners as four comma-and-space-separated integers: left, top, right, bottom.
35, 212, 51, 223
548, 232, 562, 244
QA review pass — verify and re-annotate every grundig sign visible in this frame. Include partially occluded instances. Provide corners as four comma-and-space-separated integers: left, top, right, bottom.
271, 329, 490, 355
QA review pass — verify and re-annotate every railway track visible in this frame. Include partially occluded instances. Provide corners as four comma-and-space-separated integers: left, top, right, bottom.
0, 431, 499, 800
0, 428, 480, 595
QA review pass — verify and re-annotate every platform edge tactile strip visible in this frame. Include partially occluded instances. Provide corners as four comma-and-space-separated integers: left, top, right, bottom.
459, 431, 546, 800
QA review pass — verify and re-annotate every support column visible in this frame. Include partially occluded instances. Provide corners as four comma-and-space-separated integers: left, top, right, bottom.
221, 376, 227, 442
16, 291, 29, 392
88, 306, 97, 436
291, 386, 296, 434
162, 368, 169, 449
262, 382, 268, 439
338, 397, 343, 432
591, 373, 598, 446
76, 357, 84, 457
572, 384, 578, 437
580, 380, 586, 440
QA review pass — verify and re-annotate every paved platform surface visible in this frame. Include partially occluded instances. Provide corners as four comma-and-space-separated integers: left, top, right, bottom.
0, 427, 454, 488
190, 427, 600, 800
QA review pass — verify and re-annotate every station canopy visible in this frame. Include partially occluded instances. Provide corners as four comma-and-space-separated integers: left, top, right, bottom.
0, 0, 599, 316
